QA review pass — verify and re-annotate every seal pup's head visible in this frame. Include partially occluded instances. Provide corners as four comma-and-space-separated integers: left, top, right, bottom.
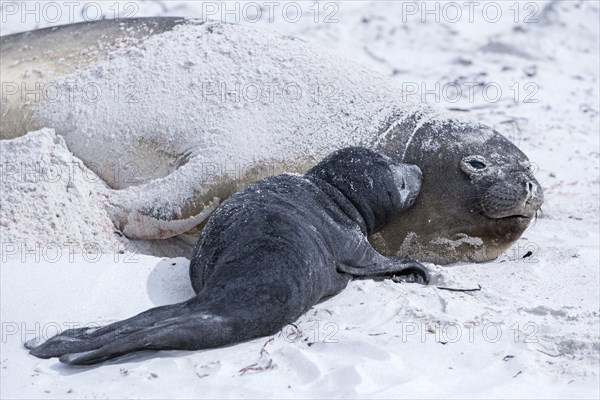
376, 116, 544, 264
306, 147, 422, 235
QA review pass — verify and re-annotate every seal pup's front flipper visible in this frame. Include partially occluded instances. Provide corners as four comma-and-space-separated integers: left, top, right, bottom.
337, 255, 431, 285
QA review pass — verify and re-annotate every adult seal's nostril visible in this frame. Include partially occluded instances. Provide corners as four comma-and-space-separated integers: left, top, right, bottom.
525, 180, 542, 204
526, 181, 535, 197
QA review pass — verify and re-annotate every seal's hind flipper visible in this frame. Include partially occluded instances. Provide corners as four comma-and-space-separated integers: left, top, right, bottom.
58, 312, 237, 365
28, 302, 193, 359
26, 299, 259, 365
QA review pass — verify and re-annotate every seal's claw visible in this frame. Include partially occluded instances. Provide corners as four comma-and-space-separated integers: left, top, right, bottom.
391, 262, 431, 285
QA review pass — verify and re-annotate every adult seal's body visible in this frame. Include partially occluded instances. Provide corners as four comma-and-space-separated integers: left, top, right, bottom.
0, 18, 543, 263
26, 147, 429, 365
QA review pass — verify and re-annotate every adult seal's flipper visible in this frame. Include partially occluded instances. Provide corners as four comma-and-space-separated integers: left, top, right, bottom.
105, 153, 247, 239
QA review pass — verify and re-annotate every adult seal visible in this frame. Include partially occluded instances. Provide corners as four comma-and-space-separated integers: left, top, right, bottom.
1, 18, 543, 264
26, 147, 429, 365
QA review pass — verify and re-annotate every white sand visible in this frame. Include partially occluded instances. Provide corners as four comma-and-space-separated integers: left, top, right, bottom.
1, 1, 598, 399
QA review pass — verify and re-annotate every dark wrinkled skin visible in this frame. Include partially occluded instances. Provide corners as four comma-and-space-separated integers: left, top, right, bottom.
25, 147, 429, 365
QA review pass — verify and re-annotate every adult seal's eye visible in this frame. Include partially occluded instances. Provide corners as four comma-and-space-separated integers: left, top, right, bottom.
460, 156, 489, 176
468, 160, 486, 170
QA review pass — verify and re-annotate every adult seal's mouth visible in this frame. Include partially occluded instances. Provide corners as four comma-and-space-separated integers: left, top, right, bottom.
477, 166, 544, 222
500, 215, 532, 221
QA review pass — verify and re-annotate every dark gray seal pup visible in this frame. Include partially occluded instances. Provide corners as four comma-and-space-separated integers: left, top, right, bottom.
26, 147, 429, 365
